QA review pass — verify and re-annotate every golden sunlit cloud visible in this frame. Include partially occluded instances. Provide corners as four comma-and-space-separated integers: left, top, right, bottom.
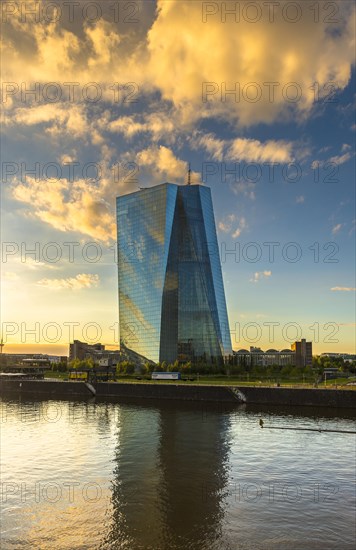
136, 145, 193, 184
12, 176, 116, 242
250, 271, 272, 283
147, 0, 355, 126
330, 287, 356, 292
218, 214, 247, 238
227, 138, 293, 163
1, 0, 354, 127
37, 273, 100, 290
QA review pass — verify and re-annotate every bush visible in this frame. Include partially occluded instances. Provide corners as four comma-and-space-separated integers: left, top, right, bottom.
52, 361, 68, 372
281, 365, 292, 377
144, 362, 155, 374
181, 361, 192, 374
167, 360, 180, 372
116, 361, 135, 375
69, 358, 94, 370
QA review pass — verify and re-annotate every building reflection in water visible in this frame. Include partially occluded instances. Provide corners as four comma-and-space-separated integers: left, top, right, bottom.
103, 402, 233, 549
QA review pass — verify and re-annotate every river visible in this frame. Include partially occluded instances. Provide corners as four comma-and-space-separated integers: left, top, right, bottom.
1, 396, 355, 549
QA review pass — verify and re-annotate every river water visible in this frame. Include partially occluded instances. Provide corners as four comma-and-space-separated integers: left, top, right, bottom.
1, 396, 355, 550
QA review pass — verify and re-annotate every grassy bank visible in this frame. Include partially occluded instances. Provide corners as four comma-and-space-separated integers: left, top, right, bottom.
43, 371, 356, 389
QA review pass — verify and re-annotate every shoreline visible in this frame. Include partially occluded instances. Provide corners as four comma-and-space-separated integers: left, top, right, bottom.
0, 379, 355, 409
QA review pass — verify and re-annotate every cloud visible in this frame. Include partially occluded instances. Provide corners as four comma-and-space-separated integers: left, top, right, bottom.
3, 103, 89, 140
227, 138, 293, 163
218, 214, 247, 238
108, 112, 177, 142
147, 0, 355, 126
232, 217, 247, 239
218, 221, 231, 233
330, 287, 356, 292
20, 259, 57, 271
313, 149, 354, 170
37, 274, 100, 290
250, 270, 272, 283
60, 153, 77, 164
108, 116, 146, 138
2, 1, 354, 129
134, 145, 199, 184
12, 174, 116, 243
86, 19, 121, 68
9, 141, 195, 242
191, 132, 298, 200
190, 132, 225, 161
332, 223, 342, 234
2, 1, 355, 243
328, 152, 352, 166
230, 181, 256, 200
296, 195, 305, 204
218, 214, 236, 233
3, 272, 19, 281
1, 14, 141, 85
341, 144, 351, 152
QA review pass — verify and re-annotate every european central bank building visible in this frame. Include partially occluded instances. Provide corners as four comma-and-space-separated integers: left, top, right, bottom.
116, 182, 232, 364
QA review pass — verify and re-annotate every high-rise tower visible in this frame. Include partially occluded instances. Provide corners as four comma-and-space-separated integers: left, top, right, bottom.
117, 183, 232, 364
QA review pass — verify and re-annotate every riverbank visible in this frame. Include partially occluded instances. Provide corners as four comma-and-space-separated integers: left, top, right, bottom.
1, 379, 355, 408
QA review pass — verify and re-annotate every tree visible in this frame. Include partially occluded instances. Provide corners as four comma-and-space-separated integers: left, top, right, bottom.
54, 361, 68, 372
116, 361, 135, 375
181, 361, 192, 374
160, 361, 167, 372
173, 359, 180, 371
69, 358, 81, 370
125, 363, 135, 374
281, 365, 292, 378
290, 366, 302, 379
145, 362, 155, 374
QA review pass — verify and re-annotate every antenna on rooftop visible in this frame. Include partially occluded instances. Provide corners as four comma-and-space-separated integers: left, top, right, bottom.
187, 163, 191, 185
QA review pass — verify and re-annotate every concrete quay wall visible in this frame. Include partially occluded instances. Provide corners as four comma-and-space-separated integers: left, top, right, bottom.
0, 379, 355, 408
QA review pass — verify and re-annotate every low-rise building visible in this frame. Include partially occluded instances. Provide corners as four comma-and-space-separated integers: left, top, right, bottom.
69, 341, 123, 366
233, 347, 295, 367
0, 354, 67, 367
69, 340, 105, 362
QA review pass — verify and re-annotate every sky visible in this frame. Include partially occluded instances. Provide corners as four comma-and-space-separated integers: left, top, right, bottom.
1, 0, 355, 355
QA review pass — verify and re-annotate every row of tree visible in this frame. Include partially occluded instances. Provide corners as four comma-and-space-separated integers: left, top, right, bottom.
55, 355, 356, 378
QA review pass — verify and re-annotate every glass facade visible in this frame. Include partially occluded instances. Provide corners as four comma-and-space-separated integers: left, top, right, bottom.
117, 183, 232, 364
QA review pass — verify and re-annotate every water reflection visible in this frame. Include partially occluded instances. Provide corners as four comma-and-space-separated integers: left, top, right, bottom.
103, 403, 233, 549
0, 396, 355, 550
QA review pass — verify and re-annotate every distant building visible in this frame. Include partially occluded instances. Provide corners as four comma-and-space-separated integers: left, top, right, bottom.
69, 340, 122, 365
233, 347, 295, 367
97, 354, 122, 367
291, 339, 312, 368
69, 340, 105, 361
0, 354, 67, 368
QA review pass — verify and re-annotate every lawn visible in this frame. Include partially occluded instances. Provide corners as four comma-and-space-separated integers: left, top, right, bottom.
43, 372, 356, 389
